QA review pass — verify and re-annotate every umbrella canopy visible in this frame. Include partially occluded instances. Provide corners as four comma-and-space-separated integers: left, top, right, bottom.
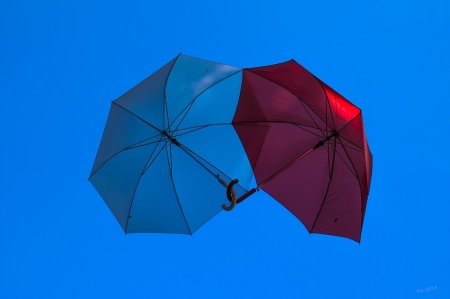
89, 54, 372, 242
89, 54, 253, 234
232, 61, 372, 242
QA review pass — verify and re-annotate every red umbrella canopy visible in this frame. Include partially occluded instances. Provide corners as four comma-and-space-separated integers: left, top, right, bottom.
232, 60, 372, 242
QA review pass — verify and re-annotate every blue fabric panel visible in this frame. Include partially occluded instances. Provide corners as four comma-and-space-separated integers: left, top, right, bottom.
89, 144, 160, 231
114, 56, 178, 130
170, 144, 233, 233
165, 55, 241, 130
90, 103, 161, 178
127, 143, 190, 234
172, 71, 252, 190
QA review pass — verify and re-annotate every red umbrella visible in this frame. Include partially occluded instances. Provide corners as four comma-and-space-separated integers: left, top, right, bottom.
226, 60, 372, 242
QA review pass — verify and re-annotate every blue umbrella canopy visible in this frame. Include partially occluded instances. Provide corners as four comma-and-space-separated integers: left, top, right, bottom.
89, 54, 253, 234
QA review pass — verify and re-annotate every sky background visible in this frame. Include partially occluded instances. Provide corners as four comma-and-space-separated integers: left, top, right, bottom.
1, 1, 449, 298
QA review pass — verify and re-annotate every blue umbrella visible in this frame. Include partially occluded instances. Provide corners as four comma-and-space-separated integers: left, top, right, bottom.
89, 54, 253, 234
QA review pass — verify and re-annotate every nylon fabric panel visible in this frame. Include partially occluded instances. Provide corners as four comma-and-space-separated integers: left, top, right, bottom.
165, 55, 241, 130
245, 61, 329, 125
235, 70, 328, 133
318, 80, 360, 129
90, 103, 161, 178
113, 56, 178, 130
170, 145, 232, 233
126, 145, 190, 234
171, 71, 252, 188
310, 139, 363, 242
261, 147, 331, 232
175, 72, 242, 130
89, 145, 159, 231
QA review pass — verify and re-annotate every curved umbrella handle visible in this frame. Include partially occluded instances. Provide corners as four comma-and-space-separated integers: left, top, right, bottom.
218, 178, 238, 211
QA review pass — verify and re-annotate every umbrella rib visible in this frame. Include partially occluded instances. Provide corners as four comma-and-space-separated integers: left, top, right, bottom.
298, 99, 326, 138
88, 133, 163, 180
338, 136, 364, 180
291, 124, 325, 140
141, 138, 168, 176
167, 100, 195, 132
172, 124, 213, 138
124, 138, 168, 233
166, 142, 192, 235
125, 138, 164, 151
112, 102, 163, 133
335, 138, 364, 153
327, 136, 359, 179
169, 70, 243, 132
327, 137, 359, 179
336, 135, 364, 152
316, 77, 336, 132
310, 135, 337, 233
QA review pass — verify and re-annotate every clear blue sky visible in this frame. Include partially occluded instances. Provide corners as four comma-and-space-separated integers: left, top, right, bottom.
1, 1, 448, 298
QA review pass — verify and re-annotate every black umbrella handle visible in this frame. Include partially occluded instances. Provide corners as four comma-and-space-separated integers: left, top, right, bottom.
218, 178, 237, 211
219, 178, 258, 211
226, 179, 239, 202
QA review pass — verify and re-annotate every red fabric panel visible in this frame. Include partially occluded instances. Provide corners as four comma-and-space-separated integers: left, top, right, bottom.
233, 123, 270, 171
310, 139, 363, 242
234, 70, 328, 132
261, 147, 332, 232
245, 60, 330, 126
337, 114, 372, 220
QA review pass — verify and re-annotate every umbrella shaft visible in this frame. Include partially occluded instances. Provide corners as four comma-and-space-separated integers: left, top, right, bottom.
257, 148, 314, 190
257, 131, 337, 189
235, 131, 338, 204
